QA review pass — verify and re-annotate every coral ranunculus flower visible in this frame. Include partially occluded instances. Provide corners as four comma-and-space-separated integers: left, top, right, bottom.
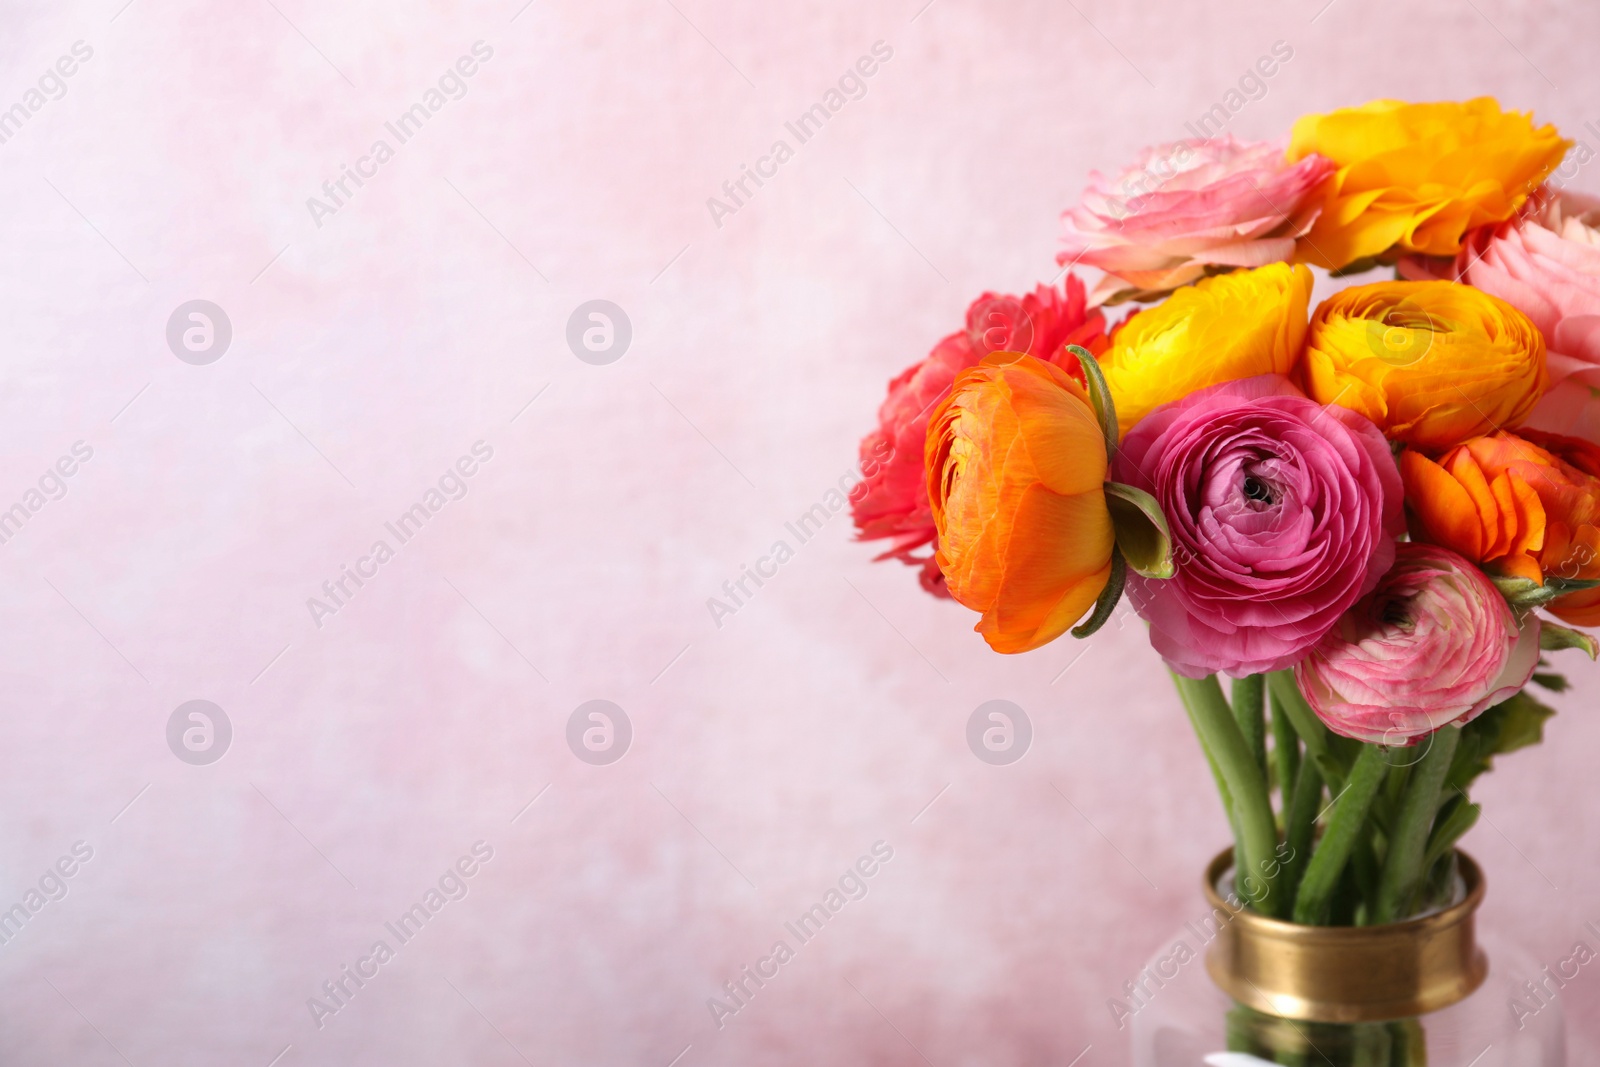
1401, 429, 1600, 626
1058, 136, 1335, 306
1303, 280, 1548, 452
852, 277, 1108, 595
1287, 97, 1571, 270
1296, 543, 1541, 745
1100, 262, 1313, 435
926, 352, 1114, 653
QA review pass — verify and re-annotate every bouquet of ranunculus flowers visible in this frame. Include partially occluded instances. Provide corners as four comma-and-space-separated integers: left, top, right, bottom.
853, 98, 1596, 1059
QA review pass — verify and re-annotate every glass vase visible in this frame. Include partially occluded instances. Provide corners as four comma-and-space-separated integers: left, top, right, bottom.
1128, 850, 1566, 1066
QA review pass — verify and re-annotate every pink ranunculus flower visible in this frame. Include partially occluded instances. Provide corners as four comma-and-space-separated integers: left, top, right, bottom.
1295, 543, 1542, 745
1116, 375, 1404, 679
852, 276, 1108, 596
1058, 136, 1336, 307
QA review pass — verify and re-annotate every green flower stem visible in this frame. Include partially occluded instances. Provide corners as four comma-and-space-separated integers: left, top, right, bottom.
1268, 671, 1350, 794
1172, 672, 1281, 915
1193, 713, 1241, 849
1375, 725, 1462, 924
1352, 828, 1382, 925
1230, 674, 1268, 782
1292, 744, 1390, 925
1269, 689, 1300, 815
1280, 754, 1322, 906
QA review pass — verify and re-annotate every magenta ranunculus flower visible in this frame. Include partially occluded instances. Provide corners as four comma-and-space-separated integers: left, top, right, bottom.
1296, 543, 1542, 745
1058, 136, 1335, 307
1116, 375, 1404, 678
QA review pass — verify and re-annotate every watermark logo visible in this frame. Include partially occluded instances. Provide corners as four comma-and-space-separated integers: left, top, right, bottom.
966, 700, 1032, 765
167, 700, 231, 765
0, 841, 94, 950
305, 41, 494, 229
566, 700, 631, 765
0, 40, 94, 148
306, 441, 494, 629
0, 440, 93, 547
705, 41, 894, 229
166, 300, 232, 365
707, 439, 893, 630
307, 841, 494, 1029
1104, 39, 1296, 221
708, 841, 894, 1029
1365, 299, 1437, 368
566, 300, 631, 365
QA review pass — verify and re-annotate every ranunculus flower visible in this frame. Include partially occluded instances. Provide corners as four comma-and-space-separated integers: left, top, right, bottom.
1117, 375, 1403, 678
1287, 97, 1570, 270
1403, 189, 1600, 393
1100, 262, 1312, 435
853, 277, 1107, 595
1401, 429, 1600, 626
1302, 280, 1548, 452
1057, 136, 1335, 306
1295, 543, 1541, 744
927, 352, 1114, 652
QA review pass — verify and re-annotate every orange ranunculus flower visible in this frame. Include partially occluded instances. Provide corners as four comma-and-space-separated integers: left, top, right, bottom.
1401, 429, 1600, 625
1287, 98, 1571, 270
1100, 262, 1312, 434
1303, 279, 1547, 451
927, 352, 1114, 652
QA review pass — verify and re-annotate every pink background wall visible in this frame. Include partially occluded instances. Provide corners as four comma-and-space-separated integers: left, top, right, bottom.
0, 0, 1597, 1063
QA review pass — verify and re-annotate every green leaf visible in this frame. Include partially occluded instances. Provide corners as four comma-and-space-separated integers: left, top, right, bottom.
1067, 345, 1118, 463
1448, 690, 1557, 791
1495, 691, 1558, 754
1531, 671, 1570, 693
1104, 481, 1174, 579
1071, 548, 1126, 638
1447, 725, 1495, 793
1540, 621, 1599, 659
1423, 794, 1480, 873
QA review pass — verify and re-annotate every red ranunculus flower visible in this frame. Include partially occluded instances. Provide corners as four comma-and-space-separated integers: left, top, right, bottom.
853, 276, 1108, 595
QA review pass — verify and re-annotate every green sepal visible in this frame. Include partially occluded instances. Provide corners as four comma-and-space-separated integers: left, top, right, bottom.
1104, 481, 1174, 579
1071, 548, 1126, 639
1492, 574, 1600, 609
1540, 621, 1599, 659
1067, 345, 1118, 464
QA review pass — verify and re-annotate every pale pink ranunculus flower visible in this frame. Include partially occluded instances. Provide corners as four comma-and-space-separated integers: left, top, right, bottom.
1058, 136, 1335, 307
1295, 543, 1541, 746
1404, 189, 1600, 390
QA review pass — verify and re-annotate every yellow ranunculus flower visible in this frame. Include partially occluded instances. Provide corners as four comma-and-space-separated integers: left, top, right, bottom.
1101, 262, 1312, 434
1302, 280, 1547, 452
1287, 98, 1570, 270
